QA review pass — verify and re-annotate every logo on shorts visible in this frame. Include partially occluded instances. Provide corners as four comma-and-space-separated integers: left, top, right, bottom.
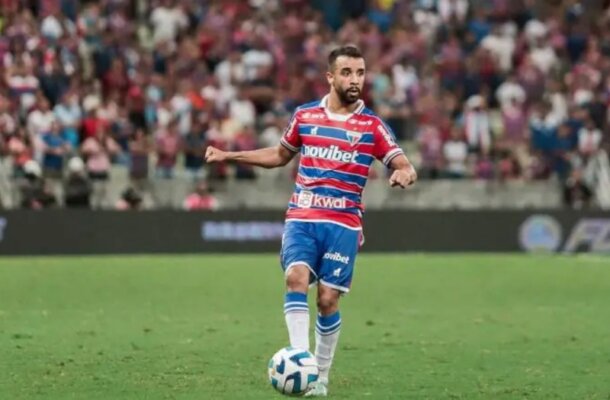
323, 252, 350, 265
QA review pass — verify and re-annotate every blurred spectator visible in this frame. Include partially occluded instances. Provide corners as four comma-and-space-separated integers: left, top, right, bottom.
155, 119, 181, 179
110, 107, 135, 165
481, 24, 516, 74
53, 92, 82, 149
577, 117, 602, 158
7, 127, 33, 178
442, 127, 469, 179
529, 36, 559, 76
63, 156, 92, 209
149, 0, 188, 46
438, 0, 469, 27
41, 121, 70, 179
81, 127, 120, 208
6, 62, 39, 116
115, 187, 143, 210
233, 125, 258, 180
463, 95, 492, 155
183, 120, 207, 181
128, 128, 151, 185
496, 74, 526, 110
551, 121, 577, 181
417, 124, 443, 179
19, 160, 57, 209
563, 168, 593, 208
39, 59, 70, 106
229, 88, 257, 128
183, 180, 219, 211
27, 97, 55, 155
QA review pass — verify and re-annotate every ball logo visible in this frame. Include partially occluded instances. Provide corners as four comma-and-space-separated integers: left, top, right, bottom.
519, 215, 562, 252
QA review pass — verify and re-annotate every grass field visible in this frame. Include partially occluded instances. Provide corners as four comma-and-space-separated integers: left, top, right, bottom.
0, 254, 609, 399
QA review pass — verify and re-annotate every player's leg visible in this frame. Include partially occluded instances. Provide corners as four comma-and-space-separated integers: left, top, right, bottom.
307, 223, 360, 396
280, 221, 318, 351
284, 264, 311, 350
304, 283, 340, 397
314, 284, 341, 382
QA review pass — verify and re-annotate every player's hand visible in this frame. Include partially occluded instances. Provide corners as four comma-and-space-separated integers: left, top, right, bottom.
389, 167, 417, 188
205, 146, 227, 163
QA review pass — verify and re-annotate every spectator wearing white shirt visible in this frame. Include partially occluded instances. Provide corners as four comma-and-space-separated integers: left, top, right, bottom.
481, 24, 516, 73
529, 38, 559, 75
442, 127, 469, 179
215, 50, 246, 89
229, 88, 256, 129
463, 95, 492, 155
170, 80, 193, 136
524, 18, 548, 46
496, 74, 526, 110
545, 79, 569, 123
577, 118, 602, 158
149, 0, 188, 46
242, 39, 274, 82
437, 0, 469, 26
27, 98, 55, 163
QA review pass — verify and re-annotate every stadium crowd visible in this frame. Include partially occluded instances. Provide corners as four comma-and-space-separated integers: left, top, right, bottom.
0, 0, 609, 210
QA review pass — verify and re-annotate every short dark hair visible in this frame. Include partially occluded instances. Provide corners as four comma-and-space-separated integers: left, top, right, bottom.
328, 46, 364, 71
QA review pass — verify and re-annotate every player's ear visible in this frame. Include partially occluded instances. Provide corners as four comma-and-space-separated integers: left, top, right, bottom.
326, 70, 333, 86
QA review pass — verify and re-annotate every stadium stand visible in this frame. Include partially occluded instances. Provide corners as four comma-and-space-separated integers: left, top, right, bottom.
0, 0, 609, 210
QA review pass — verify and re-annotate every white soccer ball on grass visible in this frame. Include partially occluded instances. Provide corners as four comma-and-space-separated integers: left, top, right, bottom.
268, 347, 319, 395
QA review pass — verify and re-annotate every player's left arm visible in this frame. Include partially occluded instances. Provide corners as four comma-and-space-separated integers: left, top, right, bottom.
372, 119, 417, 188
388, 154, 417, 188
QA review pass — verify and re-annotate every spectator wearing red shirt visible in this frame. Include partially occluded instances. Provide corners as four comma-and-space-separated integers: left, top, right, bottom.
183, 181, 219, 211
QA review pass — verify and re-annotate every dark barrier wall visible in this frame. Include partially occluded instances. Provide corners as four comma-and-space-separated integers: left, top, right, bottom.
0, 210, 608, 255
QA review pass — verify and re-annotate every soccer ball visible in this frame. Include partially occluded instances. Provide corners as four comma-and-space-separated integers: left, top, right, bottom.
268, 347, 319, 395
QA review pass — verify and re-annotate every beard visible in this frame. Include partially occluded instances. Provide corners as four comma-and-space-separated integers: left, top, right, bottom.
335, 85, 361, 105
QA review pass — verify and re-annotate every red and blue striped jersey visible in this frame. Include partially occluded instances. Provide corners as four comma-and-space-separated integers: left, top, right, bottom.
280, 95, 404, 229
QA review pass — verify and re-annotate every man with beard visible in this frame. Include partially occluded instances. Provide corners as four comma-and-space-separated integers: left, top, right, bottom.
205, 46, 417, 397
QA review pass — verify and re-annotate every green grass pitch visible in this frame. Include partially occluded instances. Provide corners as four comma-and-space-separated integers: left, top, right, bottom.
0, 254, 609, 399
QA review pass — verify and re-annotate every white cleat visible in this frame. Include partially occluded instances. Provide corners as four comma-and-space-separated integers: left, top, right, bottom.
304, 380, 328, 397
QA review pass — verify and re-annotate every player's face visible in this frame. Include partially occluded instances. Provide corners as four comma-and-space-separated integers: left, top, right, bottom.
327, 56, 365, 105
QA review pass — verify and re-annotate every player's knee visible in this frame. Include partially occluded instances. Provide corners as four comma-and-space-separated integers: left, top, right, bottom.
285, 265, 309, 292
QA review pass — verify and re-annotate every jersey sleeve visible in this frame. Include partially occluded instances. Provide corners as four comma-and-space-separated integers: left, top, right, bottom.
280, 112, 301, 152
373, 119, 404, 166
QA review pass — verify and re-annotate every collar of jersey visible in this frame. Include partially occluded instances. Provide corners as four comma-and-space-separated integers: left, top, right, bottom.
320, 95, 365, 122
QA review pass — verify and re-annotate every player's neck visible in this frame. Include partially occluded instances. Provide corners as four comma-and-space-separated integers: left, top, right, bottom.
326, 93, 359, 115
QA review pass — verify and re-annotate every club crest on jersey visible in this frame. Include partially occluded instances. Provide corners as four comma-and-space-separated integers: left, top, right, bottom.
346, 130, 362, 145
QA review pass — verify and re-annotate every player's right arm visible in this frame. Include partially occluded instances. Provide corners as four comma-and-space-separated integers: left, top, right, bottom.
206, 111, 302, 169
205, 144, 296, 168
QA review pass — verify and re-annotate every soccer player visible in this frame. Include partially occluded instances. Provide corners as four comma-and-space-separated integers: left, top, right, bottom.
205, 46, 417, 396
